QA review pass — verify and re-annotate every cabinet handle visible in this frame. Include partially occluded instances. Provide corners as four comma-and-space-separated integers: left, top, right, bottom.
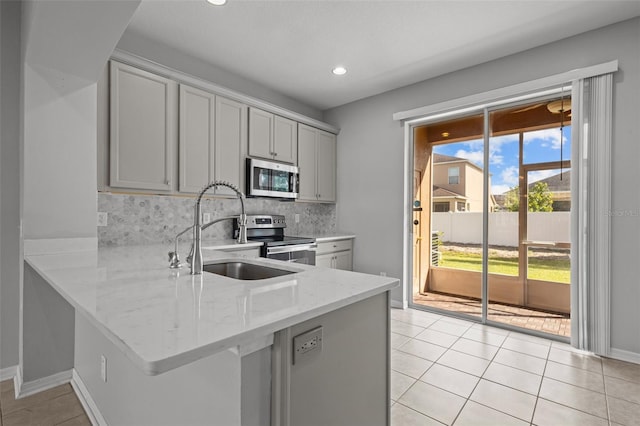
273, 152, 278, 157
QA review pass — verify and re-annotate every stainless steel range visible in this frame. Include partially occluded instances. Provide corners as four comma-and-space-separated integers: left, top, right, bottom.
234, 214, 316, 265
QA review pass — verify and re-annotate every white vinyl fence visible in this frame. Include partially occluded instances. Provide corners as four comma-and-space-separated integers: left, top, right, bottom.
432, 212, 571, 247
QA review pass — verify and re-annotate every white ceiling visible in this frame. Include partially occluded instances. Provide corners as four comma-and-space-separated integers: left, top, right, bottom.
125, 0, 640, 111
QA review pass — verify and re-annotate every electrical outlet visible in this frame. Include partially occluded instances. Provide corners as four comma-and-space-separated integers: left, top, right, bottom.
293, 326, 323, 364
100, 355, 107, 382
294, 214, 300, 224
203, 213, 211, 223
380, 272, 387, 277
97, 212, 108, 227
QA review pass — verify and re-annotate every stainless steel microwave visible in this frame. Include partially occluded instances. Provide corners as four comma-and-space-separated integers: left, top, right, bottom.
246, 158, 299, 199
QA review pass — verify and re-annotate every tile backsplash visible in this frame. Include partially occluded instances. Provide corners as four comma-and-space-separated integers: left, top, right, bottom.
98, 192, 337, 246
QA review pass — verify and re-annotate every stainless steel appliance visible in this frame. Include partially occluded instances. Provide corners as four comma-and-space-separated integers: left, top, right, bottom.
234, 214, 316, 265
246, 158, 299, 199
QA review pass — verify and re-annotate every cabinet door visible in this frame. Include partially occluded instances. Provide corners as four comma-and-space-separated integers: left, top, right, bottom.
110, 61, 176, 190
248, 108, 273, 160
316, 130, 336, 202
315, 253, 334, 268
297, 124, 317, 201
215, 96, 247, 194
273, 115, 297, 164
334, 250, 353, 271
179, 84, 215, 193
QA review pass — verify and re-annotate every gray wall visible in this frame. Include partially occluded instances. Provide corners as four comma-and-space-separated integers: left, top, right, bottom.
22, 265, 74, 382
0, 0, 22, 370
324, 18, 640, 356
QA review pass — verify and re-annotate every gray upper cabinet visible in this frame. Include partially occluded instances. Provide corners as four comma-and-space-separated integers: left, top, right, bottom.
179, 84, 247, 194
248, 107, 297, 164
110, 61, 176, 191
179, 85, 215, 193
214, 96, 248, 194
298, 123, 336, 202
316, 130, 336, 202
106, 60, 336, 197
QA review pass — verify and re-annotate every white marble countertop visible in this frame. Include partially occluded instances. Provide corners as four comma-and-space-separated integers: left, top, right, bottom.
200, 239, 263, 250
25, 244, 397, 376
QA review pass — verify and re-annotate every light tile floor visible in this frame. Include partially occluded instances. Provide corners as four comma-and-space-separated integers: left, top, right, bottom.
390, 307, 640, 426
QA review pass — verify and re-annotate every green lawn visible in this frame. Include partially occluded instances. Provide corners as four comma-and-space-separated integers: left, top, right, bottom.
438, 249, 570, 284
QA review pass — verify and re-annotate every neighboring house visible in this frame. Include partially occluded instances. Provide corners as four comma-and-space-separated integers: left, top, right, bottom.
537, 170, 571, 211
432, 153, 496, 212
494, 170, 571, 211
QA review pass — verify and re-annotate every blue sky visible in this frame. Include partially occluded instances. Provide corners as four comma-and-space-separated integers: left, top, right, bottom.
433, 126, 571, 195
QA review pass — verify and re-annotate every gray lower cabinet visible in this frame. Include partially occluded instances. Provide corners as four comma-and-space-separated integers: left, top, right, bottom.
316, 238, 353, 270
110, 61, 176, 191
271, 292, 390, 426
179, 84, 247, 194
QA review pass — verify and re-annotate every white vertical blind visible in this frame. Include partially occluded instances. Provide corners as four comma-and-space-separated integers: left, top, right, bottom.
571, 73, 613, 354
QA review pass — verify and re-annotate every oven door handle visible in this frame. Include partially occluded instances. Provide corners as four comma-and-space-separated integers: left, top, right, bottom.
266, 243, 317, 255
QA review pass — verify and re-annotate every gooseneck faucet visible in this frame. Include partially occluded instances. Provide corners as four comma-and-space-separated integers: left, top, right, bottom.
191, 181, 247, 275
168, 216, 236, 269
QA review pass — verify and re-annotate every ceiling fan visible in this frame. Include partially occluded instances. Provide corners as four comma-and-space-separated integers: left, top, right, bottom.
511, 98, 572, 114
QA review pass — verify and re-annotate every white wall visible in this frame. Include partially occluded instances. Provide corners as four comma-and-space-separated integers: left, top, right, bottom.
324, 18, 640, 357
433, 212, 571, 247
0, 0, 22, 370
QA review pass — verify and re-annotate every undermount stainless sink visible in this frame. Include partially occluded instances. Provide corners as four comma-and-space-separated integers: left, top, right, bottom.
203, 261, 297, 280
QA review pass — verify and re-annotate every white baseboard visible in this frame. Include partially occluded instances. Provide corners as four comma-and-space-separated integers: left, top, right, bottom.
0, 365, 17, 381
71, 369, 106, 426
608, 348, 640, 365
15, 368, 72, 399
390, 299, 408, 309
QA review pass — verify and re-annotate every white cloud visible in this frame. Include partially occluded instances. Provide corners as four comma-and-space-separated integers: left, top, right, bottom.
500, 166, 519, 187
491, 184, 512, 195
528, 169, 560, 183
454, 149, 484, 167
524, 128, 567, 149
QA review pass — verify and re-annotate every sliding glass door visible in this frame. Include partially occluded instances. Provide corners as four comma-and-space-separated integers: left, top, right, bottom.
411, 91, 572, 338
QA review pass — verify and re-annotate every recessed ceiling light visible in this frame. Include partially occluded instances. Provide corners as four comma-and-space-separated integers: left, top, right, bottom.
332, 66, 347, 76
207, 0, 227, 5
442, 132, 450, 137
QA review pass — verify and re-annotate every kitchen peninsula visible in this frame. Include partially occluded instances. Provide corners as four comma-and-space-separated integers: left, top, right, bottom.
24, 242, 398, 425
